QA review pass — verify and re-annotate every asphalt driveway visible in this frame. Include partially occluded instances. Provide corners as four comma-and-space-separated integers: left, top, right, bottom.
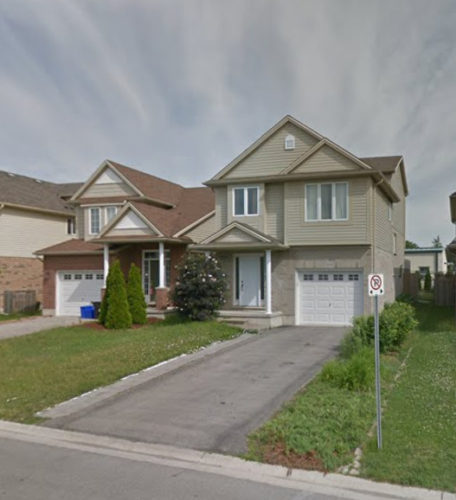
48, 326, 347, 454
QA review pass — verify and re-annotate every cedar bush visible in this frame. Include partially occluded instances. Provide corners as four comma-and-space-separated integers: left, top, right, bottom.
127, 263, 147, 325
98, 268, 112, 325
172, 252, 227, 321
104, 261, 132, 329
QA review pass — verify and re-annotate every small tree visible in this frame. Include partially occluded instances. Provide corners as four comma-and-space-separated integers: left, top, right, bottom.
104, 261, 132, 329
98, 269, 112, 325
405, 240, 419, 249
172, 252, 226, 321
432, 235, 443, 248
424, 269, 432, 291
127, 263, 147, 324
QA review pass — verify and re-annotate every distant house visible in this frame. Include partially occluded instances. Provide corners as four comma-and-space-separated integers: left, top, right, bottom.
0, 171, 82, 312
405, 247, 447, 277
449, 192, 456, 254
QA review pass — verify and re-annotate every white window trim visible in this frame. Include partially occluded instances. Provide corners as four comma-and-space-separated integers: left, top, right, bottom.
284, 134, 295, 150
89, 207, 101, 235
305, 182, 349, 222
232, 186, 260, 217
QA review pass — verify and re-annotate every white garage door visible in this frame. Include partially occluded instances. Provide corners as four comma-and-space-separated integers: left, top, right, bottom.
297, 271, 363, 326
57, 271, 104, 316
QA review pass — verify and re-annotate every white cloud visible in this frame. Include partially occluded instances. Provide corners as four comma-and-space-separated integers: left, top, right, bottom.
0, 0, 454, 244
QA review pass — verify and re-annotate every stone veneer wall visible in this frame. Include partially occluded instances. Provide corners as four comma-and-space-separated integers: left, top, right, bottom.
0, 257, 44, 312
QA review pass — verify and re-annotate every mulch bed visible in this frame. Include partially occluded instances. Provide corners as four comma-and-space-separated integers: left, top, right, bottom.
261, 442, 327, 472
82, 317, 163, 330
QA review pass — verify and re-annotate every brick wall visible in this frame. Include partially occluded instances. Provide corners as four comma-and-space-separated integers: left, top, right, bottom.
0, 257, 43, 312
43, 254, 103, 309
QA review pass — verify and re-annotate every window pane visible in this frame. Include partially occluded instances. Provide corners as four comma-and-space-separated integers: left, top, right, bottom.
90, 208, 100, 234
234, 189, 244, 215
321, 184, 332, 220
335, 183, 348, 219
306, 185, 318, 220
106, 206, 117, 222
247, 188, 258, 215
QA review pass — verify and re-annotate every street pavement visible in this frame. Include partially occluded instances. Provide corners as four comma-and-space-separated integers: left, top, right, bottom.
47, 326, 347, 454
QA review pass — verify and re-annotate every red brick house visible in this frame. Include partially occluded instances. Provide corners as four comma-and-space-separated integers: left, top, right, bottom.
36, 160, 215, 316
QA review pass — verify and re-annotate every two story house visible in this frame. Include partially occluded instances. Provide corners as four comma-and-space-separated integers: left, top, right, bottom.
36, 160, 215, 316
193, 115, 407, 328
37, 115, 407, 327
0, 171, 81, 312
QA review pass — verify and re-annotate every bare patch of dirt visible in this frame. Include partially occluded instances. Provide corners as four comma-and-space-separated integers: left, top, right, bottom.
262, 442, 327, 472
82, 317, 163, 330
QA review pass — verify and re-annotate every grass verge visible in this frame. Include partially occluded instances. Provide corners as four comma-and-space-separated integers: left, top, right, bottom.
0, 318, 241, 423
0, 311, 41, 322
361, 304, 456, 492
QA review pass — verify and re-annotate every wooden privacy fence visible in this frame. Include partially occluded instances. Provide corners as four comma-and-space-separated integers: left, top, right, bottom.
434, 275, 456, 307
3, 290, 37, 314
403, 270, 419, 298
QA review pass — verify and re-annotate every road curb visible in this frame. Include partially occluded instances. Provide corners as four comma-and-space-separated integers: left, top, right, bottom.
0, 420, 453, 500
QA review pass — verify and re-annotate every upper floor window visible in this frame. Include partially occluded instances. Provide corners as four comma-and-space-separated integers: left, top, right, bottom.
305, 182, 348, 221
233, 187, 259, 216
388, 202, 393, 221
106, 206, 118, 223
284, 134, 295, 150
67, 217, 76, 235
89, 208, 101, 234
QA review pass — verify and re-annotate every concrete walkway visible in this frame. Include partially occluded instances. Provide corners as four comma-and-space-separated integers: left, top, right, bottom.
47, 326, 347, 454
0, 316, 82, 340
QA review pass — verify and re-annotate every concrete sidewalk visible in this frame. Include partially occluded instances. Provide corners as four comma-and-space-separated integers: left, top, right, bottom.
0, 316, 82, 340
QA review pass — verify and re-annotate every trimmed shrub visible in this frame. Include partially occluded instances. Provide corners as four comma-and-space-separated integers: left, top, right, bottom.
320, 347, 375, 391
98, 270, 112, 325
396, 293, 415, 305
172, 252, 227, 321
104, 261, 132, 329
127, 263, 147, 325
424, 270, 432, 291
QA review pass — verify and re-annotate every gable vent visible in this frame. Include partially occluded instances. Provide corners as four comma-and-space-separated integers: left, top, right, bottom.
285, 134, 295, 150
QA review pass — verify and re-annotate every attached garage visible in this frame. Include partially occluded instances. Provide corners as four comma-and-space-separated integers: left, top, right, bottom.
56, 270, 104, 316
296, 270, 363, 326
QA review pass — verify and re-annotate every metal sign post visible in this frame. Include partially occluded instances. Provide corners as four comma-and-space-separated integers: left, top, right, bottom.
368, 273, 384, 449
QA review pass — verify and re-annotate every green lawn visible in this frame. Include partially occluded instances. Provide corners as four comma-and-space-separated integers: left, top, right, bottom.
0, 311, 41, 322
0, 318, 241, 423
361, 304, 456, 492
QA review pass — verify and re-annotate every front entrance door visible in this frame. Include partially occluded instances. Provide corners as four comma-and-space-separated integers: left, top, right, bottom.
238, 255, 261, 306
143, 250, 170, 303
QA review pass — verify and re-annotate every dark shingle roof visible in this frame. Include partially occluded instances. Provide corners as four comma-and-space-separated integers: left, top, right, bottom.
35, 238, 104, 255
360, 156, 402, 172
0, 171, 82, 214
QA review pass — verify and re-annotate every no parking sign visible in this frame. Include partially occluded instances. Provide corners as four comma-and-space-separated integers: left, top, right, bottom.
368, 274, 384, 296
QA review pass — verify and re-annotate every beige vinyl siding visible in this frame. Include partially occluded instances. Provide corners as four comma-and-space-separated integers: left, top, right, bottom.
292, 145, 361, 174
0, 207, 68, 257
184, 214, 217, 243
75, 207, 84, 239
227, 184, 265, 232
284, 177, 370, 245
104, 228, 154, 237
374, 190, 392, 253
215, 228, 259, 244
265, 183, 284, 241
214, 187, 227, 230
82, 181, 136, 198
224, 123, 318, 179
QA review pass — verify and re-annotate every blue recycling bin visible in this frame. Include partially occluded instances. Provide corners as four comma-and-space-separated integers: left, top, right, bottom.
80, 305, 95, 319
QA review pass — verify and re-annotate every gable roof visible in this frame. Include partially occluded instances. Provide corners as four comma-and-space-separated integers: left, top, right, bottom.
360, 156, 402, 172
93, 186, 215, 242
0, 170, 81, 216
71, 160, 183, 207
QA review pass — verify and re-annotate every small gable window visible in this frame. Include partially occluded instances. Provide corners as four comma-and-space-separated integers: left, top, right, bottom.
285, 134, 295, 150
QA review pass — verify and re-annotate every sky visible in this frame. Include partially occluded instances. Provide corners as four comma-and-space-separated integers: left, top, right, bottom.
0, 0, 455, 246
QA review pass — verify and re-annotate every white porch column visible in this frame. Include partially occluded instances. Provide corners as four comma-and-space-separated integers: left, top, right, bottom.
158, 241, 165, 288
265, 249, 272, 315
103, 244, 110, 287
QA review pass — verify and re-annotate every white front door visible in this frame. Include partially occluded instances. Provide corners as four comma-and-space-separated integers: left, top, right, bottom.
239, 255, 261, 306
